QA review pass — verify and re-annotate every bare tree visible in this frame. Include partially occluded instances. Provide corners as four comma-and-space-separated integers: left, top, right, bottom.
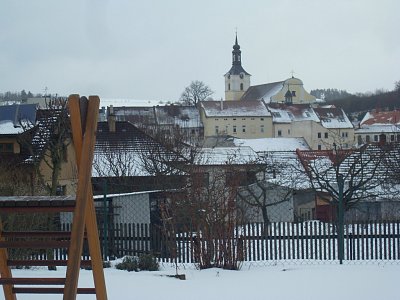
236, 152, 306, 226
162, 158, 246, 270
18, 97, 72, 196
297, 143, 390, 212
138, 132, 269, 269
93, 143, 141, 178
179, 80, 214, 106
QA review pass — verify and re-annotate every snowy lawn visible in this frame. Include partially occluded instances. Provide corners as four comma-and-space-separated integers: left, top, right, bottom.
11, 261, 399, 300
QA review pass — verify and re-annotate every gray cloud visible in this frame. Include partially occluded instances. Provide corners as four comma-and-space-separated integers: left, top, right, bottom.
1, 0, 399, 100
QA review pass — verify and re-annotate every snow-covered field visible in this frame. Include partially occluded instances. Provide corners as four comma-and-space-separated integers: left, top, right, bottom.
11, 260, 400, 300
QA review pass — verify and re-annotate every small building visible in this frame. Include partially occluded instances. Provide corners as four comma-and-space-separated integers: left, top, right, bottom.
199, 100, 273, 139
356, 110, 400, 145
267, 104, 354, 150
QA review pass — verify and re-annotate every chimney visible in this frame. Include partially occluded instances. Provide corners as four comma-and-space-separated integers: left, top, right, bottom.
108, 105, 116, 133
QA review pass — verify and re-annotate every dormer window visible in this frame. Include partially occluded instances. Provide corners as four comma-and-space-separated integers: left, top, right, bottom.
272, 112, 281, 118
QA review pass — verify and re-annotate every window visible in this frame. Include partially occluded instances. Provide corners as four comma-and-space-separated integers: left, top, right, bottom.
242, 125, 246, 133
233, 118, 236, 121
215, 126, 219, 134
242, 118, 246, 120
324, 132, 328, 139
374, 135, 379, 142
251, 118, 255, 120
277, 129, 282, 137
191, 129, 195, 135
260, 125, 264, 133
341, 132, 348, 138
228, 83, 231, 90
233, 126, 237, 133
391, 134, 395, 142
357, 135, 363, 144
56, 185, 66, 196
291, 91, 296, 97
305, 112, 311, 117
288, 129, 291, 135
366, 135, 370, 143
260, 118, 264, 121
318, 145, 322, 150
272, 112, 281, 118
318, 132, 321, 138
0, 143, 14, 153
215, 118, 219, 121
240, 83, 244, 91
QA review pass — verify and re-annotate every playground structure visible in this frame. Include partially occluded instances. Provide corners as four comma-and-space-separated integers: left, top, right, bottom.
0, 95, 107, 299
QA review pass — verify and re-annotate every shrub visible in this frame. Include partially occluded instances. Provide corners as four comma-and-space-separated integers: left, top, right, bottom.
115, 256, 139, 272
115, 254, 159, 272
138, 254, 159, 271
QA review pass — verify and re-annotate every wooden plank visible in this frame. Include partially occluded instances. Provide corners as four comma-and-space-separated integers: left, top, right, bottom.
0, 278, 66, 285
65, 95, 107, 300
7, 260, 91, 267
1, 231, 75, 238
0, 219, 16, 300
13, 287, 96, 294
0, 241, 69, 249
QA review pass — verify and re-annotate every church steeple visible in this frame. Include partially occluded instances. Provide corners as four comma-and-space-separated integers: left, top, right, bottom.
232, 33, 242, 66
224, 33, 251, 101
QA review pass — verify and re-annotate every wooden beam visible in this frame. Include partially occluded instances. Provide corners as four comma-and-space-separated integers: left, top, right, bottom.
0, 219, 16, 300
64, 95, 107, 300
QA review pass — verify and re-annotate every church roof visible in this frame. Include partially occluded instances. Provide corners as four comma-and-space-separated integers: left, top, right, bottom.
360, 110, 400, 126
200, 100, 271, 117
241, 81, 284, 101
226, 64, 250, 76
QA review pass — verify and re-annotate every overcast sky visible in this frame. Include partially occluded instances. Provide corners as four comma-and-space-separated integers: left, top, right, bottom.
1, 0, 399, 102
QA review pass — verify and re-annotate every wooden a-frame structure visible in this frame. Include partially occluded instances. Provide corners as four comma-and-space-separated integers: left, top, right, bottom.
0, 95, 107, 299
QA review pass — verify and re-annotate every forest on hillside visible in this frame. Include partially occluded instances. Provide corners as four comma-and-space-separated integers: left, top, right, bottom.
311, 83, 400, 121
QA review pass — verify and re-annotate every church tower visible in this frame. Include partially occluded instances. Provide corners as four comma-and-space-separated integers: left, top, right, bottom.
224, 34, 251, 101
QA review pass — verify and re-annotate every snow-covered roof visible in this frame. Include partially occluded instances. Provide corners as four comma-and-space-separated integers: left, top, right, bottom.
0, 120, 31, 134
267, 104, 319, 123
154, 106, 203, 128
201, 100, 271, 118
360, 110, 400, 126
196, 146, 259, 165
233, 137, 310, 152
0, 103, 37, 135
313, 107, 353, 129
100, 98, 175, 108
241, 81, 284, 102
355, 124, 400, 134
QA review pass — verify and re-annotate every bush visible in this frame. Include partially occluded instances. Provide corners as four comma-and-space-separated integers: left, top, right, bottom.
115, 254, 159, 272
138, 254, 159, 271
115, 256, 139, 272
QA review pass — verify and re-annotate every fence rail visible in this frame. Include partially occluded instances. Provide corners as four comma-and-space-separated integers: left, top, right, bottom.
13, 221, 399, 264
91, 221, 400, 263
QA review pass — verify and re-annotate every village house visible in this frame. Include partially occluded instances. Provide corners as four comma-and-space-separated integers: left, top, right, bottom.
0, 103, 77, 196
198, 100, 273, 139
356, 110, 400, 145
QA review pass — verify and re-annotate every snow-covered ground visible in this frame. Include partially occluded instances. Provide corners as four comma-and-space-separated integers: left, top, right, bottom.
11, 260, 400, 300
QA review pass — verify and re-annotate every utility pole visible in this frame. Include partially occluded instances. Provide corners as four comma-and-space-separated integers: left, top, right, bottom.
337, 173, 344, 264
